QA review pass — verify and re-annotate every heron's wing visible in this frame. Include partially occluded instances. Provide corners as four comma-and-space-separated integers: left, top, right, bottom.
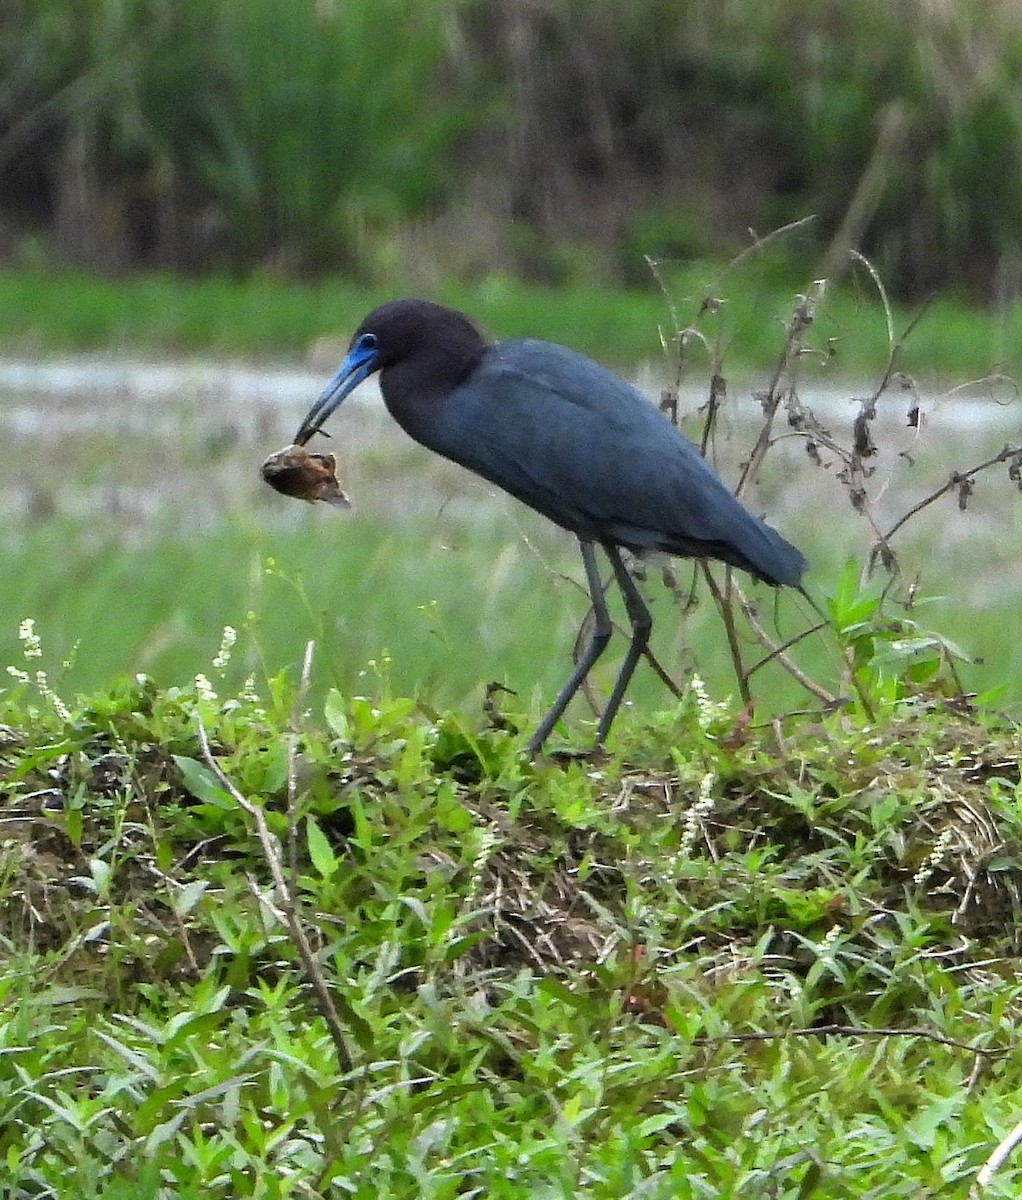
423, 339, 804, 585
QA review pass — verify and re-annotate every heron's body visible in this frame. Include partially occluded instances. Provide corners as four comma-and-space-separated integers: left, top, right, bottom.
391, 337, 804, 585
295, 299, 807, 750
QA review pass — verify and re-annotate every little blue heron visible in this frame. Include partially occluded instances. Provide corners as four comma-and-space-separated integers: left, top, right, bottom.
295, 299, 807, 752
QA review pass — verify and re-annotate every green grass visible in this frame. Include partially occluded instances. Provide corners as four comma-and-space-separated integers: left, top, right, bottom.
0, 515, 589, 721
1, 657, 1021, 1196
4, 266, 1022, 378
1, 496, 1020, 748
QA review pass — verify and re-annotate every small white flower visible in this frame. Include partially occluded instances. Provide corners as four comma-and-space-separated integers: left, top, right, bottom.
34, 672, 69, 715
194, 673, 218, 703
34, 671, 71, 721
681, 771, 716, 856
240, 675, 265, 717
913, 828, 954, 886
18, 618, 42, 660
212, 626, 237, 673
690, 673, 727, 731
6, 666, 30, 683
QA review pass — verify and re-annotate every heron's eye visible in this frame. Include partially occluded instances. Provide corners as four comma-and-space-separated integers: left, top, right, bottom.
357, 333, 378, 352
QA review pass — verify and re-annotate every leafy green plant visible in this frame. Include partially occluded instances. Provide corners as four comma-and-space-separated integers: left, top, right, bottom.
826, 560, 974, 716
205, 0, 470, 272
2, 650, 1022, 1195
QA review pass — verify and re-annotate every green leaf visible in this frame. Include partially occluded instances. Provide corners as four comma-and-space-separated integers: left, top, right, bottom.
89, 858, 111, 896
144, 1109, 190, 1155
92, 1030, 160, 1082
904, 1093, 964, 1149
636, 1111, 682, 1137
39, 986, 102, 1006
261, 741, 289, 793
173, 755, 234, 808
65, 807, 83, 848
324, 689, 349, 740
307, 816, 337, 879
536, 976, 597, 1015
399, 895, 430, 926
443, 931, 488, 962
173, 879, 210, 917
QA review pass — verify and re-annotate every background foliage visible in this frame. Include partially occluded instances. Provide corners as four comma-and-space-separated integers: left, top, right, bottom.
4, 0, 1022, 298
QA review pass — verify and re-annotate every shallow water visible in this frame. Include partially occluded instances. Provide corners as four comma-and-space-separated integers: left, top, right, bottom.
0, 355, 1019, 553
0, 356, 404, 535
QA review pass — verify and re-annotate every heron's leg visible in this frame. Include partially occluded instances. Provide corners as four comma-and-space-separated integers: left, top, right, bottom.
527, 539, 613, 753
594, 545, 653, 744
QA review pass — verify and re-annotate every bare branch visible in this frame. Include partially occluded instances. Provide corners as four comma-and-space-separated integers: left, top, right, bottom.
737, 593, 838, 706
701, 564, 752, 707
975, 1113, 1022, 1193
720, 214, 819, 282
692, 1022, 1007, 1058
736, 280, 826, 497
287, 639, 316, 901
879, 445, 1022, 547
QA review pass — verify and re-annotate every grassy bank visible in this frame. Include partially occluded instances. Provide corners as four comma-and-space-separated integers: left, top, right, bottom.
3, 267, 1022, 379
0, 662, 1021, 1196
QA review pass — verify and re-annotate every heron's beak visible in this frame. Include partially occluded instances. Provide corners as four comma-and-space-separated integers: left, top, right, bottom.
294, 342, 379, 445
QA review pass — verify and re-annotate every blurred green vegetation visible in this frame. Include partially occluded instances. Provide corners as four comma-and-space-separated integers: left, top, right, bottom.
5, 267, 1022, 381
0, 0, 467, 275
1, 499, 1018, 741
4, 0, 1022, 300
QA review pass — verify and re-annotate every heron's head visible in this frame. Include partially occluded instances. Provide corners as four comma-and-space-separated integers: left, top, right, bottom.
294, 325, 380, 446
294, 299, 484, 444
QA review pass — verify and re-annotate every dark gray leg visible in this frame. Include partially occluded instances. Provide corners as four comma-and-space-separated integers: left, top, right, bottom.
594, 545, 653, 744
527, 540, 612, 753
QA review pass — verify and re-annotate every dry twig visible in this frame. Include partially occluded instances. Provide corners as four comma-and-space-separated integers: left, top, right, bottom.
692, 1022, 1007, 1058
973, 1114, 1022, 1195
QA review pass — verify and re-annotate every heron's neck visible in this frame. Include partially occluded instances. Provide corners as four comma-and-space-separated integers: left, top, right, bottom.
381, 339, 485, 426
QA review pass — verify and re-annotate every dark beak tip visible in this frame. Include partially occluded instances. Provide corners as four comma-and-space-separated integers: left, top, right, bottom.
293, 426, 330, 448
